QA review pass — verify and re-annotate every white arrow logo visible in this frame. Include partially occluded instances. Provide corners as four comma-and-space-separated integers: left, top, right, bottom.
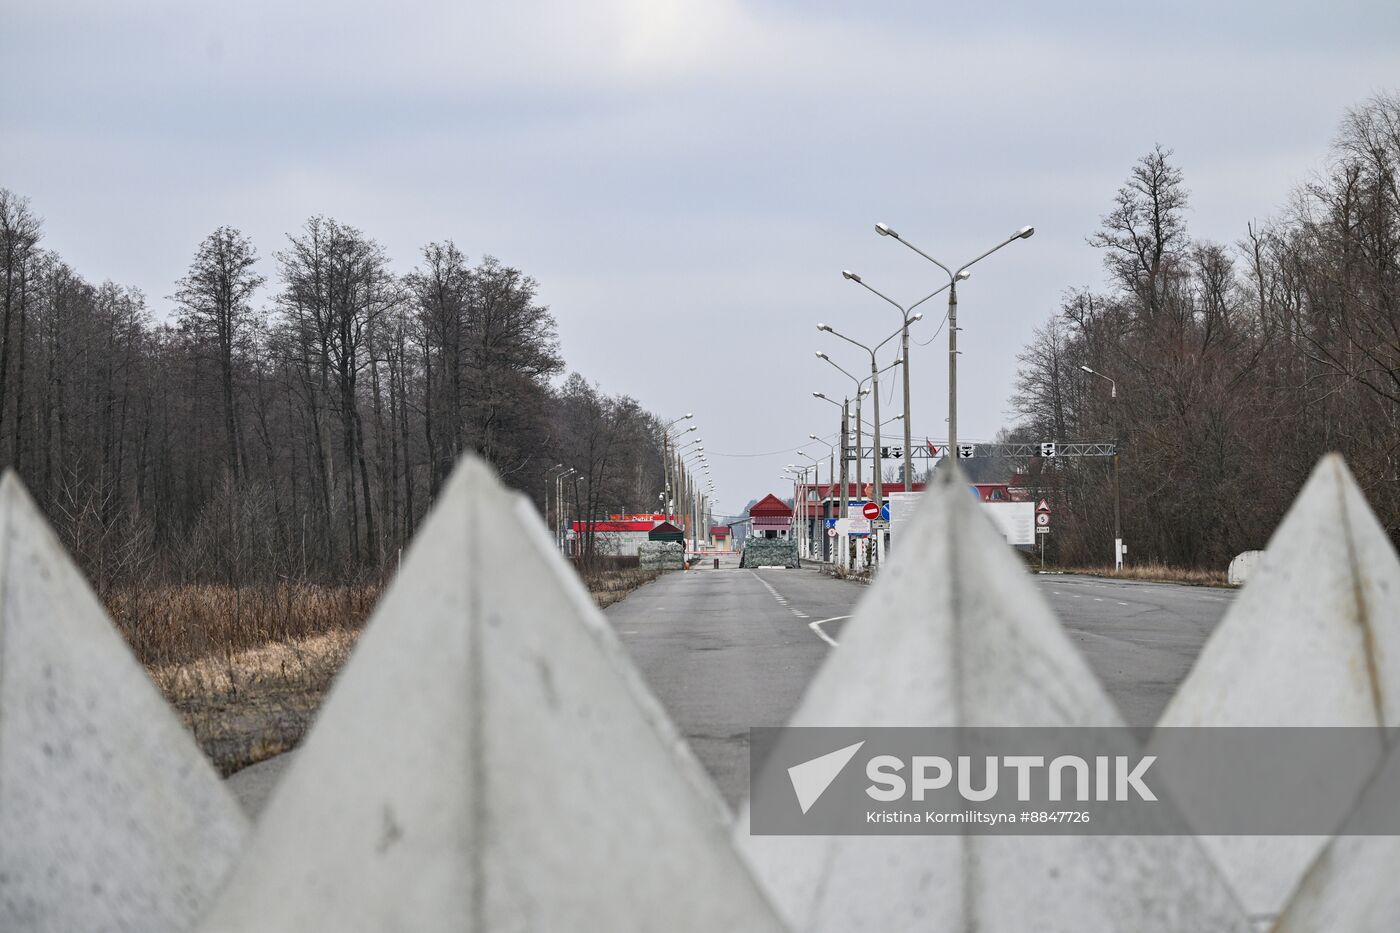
787, 741, 865, 814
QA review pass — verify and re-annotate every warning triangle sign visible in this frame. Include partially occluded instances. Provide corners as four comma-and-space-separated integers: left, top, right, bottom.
1037, 499, 1051, 512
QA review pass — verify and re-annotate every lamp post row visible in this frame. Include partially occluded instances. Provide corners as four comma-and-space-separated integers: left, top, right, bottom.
814, 221, 1035, 567
550, 412, 717, 559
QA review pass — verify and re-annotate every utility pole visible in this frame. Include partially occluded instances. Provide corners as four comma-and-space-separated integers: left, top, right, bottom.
840, 400, 851, 570
1081, 366, 1122, 570
875, 222, 1034, 457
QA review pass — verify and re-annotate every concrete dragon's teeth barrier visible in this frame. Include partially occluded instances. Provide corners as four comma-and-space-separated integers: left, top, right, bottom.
1157, 454, 1400, 925
194, 459, 788, 933
735, 464, 1254, 933
4, 453, 1399, 931
0, 472, 248, 933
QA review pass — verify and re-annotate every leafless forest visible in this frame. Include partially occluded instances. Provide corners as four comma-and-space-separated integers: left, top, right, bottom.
1009, 93, 1400, 567
0, 206, 669, 594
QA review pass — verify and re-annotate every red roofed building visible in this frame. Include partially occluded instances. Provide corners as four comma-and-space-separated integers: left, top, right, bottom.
749, 493, 793, 539
709, 526, 731, 550
570, 519, 657, 556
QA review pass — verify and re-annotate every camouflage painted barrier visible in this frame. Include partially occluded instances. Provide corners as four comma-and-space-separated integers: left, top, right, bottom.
739, 538, 801, 569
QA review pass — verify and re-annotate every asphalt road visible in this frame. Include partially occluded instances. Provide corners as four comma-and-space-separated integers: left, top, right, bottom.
607, 558, 1235, 808
227, 557, 1234, 816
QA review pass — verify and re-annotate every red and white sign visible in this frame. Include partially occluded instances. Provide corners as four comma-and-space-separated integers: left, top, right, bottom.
1036, 499, 1051, 513
1035, 512, 1051, 527
862, 501, 881, 520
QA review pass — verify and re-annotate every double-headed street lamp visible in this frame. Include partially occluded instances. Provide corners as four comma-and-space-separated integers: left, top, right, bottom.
784, 462, 813, 557
875, 222, 1034, 451
812, 394, 854, 564
842, 269, 950, 490
1081, 365, 1123, 571
807, 433, 839, 562
799, 449, 822, 559
816, 319, 906, 539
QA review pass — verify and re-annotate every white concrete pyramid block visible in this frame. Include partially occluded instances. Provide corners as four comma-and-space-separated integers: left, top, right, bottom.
735, 465, 1251, 932
0, 472, 248, 932
1271, 827, 1400, 932
197, 457, 788, 932
1271, 734, 1400, 932
1157, 454, 1400, 920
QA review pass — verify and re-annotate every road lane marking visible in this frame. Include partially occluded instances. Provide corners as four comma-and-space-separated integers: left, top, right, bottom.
753, 570, 803, 615
809, 615, 849, 647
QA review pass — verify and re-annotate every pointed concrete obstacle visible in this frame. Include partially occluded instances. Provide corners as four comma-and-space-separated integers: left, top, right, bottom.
1158, 454, 1400, 921
1271, 831, 1400, 932
736, 464, 1251, 933
1272, 737, 1400, 932
0, 472, 248, 932
197, 457, 788, 932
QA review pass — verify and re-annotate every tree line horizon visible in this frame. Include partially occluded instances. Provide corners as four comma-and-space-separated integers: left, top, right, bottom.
0, 202, 670, 590
1, 91, 1395, 584
1007, 92, 1399, 567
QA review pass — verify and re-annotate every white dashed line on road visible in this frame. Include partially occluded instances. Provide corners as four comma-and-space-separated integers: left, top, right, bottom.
751, 569, 826, 629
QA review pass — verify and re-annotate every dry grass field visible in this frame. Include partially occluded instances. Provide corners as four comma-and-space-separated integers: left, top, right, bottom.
113, 567, 658, 774
1055, 562, 1231, 587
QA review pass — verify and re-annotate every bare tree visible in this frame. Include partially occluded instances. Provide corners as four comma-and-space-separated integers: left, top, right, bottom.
174, 226, 266, 481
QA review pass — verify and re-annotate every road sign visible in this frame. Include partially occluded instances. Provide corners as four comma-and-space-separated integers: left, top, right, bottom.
1036, 498, 1051, 513
826, 527, 838, 538
957, 444, 976, 459
862, 501, 881, 520
1036, 526, 1050, 535
825, 518, 838, 529
1035, 512, 1051, 527
1041, 442, 1057, 458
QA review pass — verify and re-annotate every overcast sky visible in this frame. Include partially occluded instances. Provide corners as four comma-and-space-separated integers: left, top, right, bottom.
4, 0, 1398, 516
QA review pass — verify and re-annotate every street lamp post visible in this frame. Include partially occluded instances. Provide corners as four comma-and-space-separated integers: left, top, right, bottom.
817, 356, 869, 493
875, 223, 1033, 452
545, 463, 565, 545
1081, 365, 1123, 571
556, 467, 577, 552
800, 449, 821, 559
558, 467, 578, 553
682, 450, 706, 547
809, 433, 839, 562
813, 392, 853, 569
663, 418, 696, 522
817, 322, 904, 565
844, 269, 952, 490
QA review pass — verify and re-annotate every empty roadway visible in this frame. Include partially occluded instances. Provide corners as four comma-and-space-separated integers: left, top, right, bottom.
606, 559, 1235, 808
226, 558, 1235, 816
